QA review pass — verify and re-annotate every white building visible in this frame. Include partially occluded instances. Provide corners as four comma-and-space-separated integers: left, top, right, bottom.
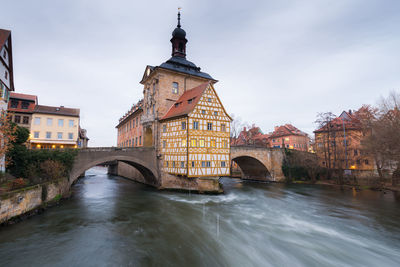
0, 29, 15, 171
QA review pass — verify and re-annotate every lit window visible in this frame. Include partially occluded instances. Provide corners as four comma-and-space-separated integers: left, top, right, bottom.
221, 161, 226, 167
207, 123, 212, 131
210, 140, 216, 147
223, 140, 228, 148
182, 121, 186, 130
199, 139, 205, 147
68, 133, 73, 139
221, 124, 226, 132
58, 119, 64, 127
47, 118, 53, 126
191, 139, 197, 147
181, 139, 187, 147
172, 82, 179, 94
193, 121, 199, 130
34, 131, 39, 138
46, 132, 51, 139
57, 132, 63, 139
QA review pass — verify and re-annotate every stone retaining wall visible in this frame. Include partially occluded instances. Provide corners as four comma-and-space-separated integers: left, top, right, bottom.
0, 178, 70, 224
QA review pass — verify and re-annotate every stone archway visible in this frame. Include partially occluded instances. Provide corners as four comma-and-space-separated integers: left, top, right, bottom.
70, 148, 159, 187
232, 156, 272, 181
144, 127, 153, 147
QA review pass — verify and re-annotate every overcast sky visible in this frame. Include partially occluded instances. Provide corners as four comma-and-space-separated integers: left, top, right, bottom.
2, 0, 400, 146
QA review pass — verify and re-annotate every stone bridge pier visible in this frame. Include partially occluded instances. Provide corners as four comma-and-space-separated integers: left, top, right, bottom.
230, 146, 285, 182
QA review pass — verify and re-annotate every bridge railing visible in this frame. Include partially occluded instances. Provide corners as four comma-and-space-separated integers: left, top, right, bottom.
78, 147, 155, 152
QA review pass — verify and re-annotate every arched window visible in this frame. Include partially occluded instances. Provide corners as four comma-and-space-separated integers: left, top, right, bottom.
172, 82, 179, 94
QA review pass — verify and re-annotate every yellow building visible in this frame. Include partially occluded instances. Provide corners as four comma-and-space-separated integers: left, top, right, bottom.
160, 82, 231, 177
30, 105, 80, 149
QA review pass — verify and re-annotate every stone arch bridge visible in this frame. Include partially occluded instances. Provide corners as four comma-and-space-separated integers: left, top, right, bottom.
69, 146, 286, 190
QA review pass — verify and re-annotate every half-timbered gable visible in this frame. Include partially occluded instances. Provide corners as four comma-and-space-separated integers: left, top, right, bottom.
160, 82, 231, 178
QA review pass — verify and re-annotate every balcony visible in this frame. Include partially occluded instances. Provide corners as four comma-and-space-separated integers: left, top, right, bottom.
141, 113, 155, 125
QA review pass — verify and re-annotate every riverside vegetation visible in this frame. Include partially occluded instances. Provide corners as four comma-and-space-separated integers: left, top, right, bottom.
0, 124, 77, 194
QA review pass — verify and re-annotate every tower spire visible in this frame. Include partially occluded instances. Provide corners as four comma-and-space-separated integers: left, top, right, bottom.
171, 8, 187, 58
177, 7, 181, 28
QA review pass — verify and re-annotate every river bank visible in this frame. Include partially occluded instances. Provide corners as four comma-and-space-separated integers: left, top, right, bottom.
0, 178, 70, 225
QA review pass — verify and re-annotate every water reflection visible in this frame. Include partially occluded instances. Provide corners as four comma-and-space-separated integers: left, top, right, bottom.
0, 167, 399, 266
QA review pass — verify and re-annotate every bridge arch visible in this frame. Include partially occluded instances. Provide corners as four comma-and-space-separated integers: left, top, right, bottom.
69, 148, 159, 187
230, 146, 285, 182
231, 156, 272, 181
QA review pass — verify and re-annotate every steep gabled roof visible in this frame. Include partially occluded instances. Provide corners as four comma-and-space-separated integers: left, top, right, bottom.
0, 29, 11, 49
270, 124, 308, 138
314, 110, 362, 133
161, 82, 210, 121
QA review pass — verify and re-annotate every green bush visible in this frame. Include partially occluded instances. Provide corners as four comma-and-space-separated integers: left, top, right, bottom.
6, 126, 78, 183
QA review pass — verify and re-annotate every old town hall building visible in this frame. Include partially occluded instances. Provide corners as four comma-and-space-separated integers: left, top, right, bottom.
117, 12, 231, 178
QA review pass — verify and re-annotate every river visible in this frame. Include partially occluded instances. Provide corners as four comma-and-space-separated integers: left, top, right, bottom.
0, 167, 400, 267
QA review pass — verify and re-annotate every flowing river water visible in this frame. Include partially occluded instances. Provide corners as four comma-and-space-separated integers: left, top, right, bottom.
1, 167, 400, 267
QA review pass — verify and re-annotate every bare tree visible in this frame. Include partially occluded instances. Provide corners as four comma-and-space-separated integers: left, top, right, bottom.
361, 91, 400, 186
230, 114, 243, 146
315, 112, 336, 178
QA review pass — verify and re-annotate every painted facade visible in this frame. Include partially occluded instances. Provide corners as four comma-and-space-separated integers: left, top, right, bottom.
160, 83, 231, 177
30, 105, 80, 149
314, 110, 374, 171
269, 124, 310, 152
116, 101, 143, 147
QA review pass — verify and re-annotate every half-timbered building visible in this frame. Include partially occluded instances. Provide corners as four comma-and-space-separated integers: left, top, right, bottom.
160, 82, 231, 177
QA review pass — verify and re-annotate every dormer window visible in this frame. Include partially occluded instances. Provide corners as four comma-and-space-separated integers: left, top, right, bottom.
172, 82, 179, 94
11, 100, 18, 108
3, 50, 6, 59
188, 99, 193, 104
21, 101, 29, 109
5, 71, 8, 80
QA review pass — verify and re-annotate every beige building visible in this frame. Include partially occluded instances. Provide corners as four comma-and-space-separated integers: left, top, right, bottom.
30, 105, 80, 149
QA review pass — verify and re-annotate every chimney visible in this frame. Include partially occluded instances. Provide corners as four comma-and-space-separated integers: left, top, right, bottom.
243, 127, 247, 132
274, 126, 279, 131
348, 109, 352, 115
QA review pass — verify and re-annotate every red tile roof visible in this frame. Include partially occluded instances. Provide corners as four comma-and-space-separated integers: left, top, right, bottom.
34, 105, 80, 117
161, 82, 210, 121
0, 29, 11, 49
10, 92, 38, 102
269, 124, 308, 138
314, 111, 362, 133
